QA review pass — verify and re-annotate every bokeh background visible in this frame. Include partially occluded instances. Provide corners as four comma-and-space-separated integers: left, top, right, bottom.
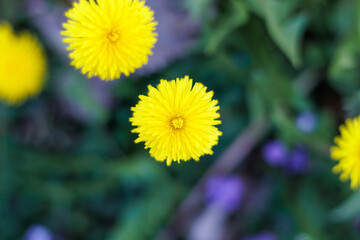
1, 0, 360, 239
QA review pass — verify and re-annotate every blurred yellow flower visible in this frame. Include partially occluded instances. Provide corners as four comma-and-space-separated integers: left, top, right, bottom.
61, 0, 157, 81
130, 76, 222, 166
0, 23, 46, 105
331, 116, 360, 189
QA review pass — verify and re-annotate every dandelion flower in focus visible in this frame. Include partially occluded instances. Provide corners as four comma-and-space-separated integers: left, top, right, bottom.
331, 116, 360, 189
0, 23, 46, 105
130, 76, 222, 165
61, 0, 157, 81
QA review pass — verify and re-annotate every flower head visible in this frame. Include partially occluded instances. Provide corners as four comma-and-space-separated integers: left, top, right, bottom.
262, 140, 288, 167
0, 23, 46, 105
130, 76, 222, 165
285, 146, 310, 174
205, 175, 245, 212
62, 0, 157, 81
296, 111, 317, 134
331, 116, 360, 189
23, 224, 52, 240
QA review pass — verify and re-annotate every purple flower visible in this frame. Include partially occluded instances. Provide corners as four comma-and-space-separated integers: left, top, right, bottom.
205, 175, 245, 213
242, 231, 278, 240
284, 146, 310, 174
262, 140, 288, 167
296, 111, 317, 134
23, 225, 52, 240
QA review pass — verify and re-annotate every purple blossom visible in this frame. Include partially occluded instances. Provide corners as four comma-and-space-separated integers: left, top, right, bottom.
23, 225, 52, 240
296, 111, 318, 134
262, 140, 289, 167
242, 231, 278, 240
205, 175, 245, 213
284, 146, 310, 174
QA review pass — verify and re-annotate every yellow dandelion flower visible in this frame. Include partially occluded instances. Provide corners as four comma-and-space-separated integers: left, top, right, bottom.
330, 116, 360, 189
61, 0, 157, 81
0, 23, 46, 105
130, 76, 222, 166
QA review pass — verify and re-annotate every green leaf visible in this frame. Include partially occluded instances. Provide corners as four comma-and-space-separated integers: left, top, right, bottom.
293, 182, 328, 239
329, 35, 359, 87
330, 190, 360, 222
106, 182, 185, 240
184, 0, 213, 18
60, 71, 109, 125
344, 91, 360, 118
327, 1, 360, 95
106, 155, 168, 183
356, 0, 360, 46
271, 107, 332, 154
205, 0, 249, 54
247, 0, 309, 67
0, 0, 16, 21
246, 79, 267, 122
328, 0, 355, 36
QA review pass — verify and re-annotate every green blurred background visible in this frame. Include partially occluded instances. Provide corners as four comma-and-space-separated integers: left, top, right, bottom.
0, 0, 360, 239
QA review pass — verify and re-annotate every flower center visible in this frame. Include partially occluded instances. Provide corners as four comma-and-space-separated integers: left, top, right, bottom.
171, 117, 184, 129
107, 30, 120, 42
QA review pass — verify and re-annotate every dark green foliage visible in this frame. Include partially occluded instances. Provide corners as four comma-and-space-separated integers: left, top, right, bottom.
0, 0, 359, 239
